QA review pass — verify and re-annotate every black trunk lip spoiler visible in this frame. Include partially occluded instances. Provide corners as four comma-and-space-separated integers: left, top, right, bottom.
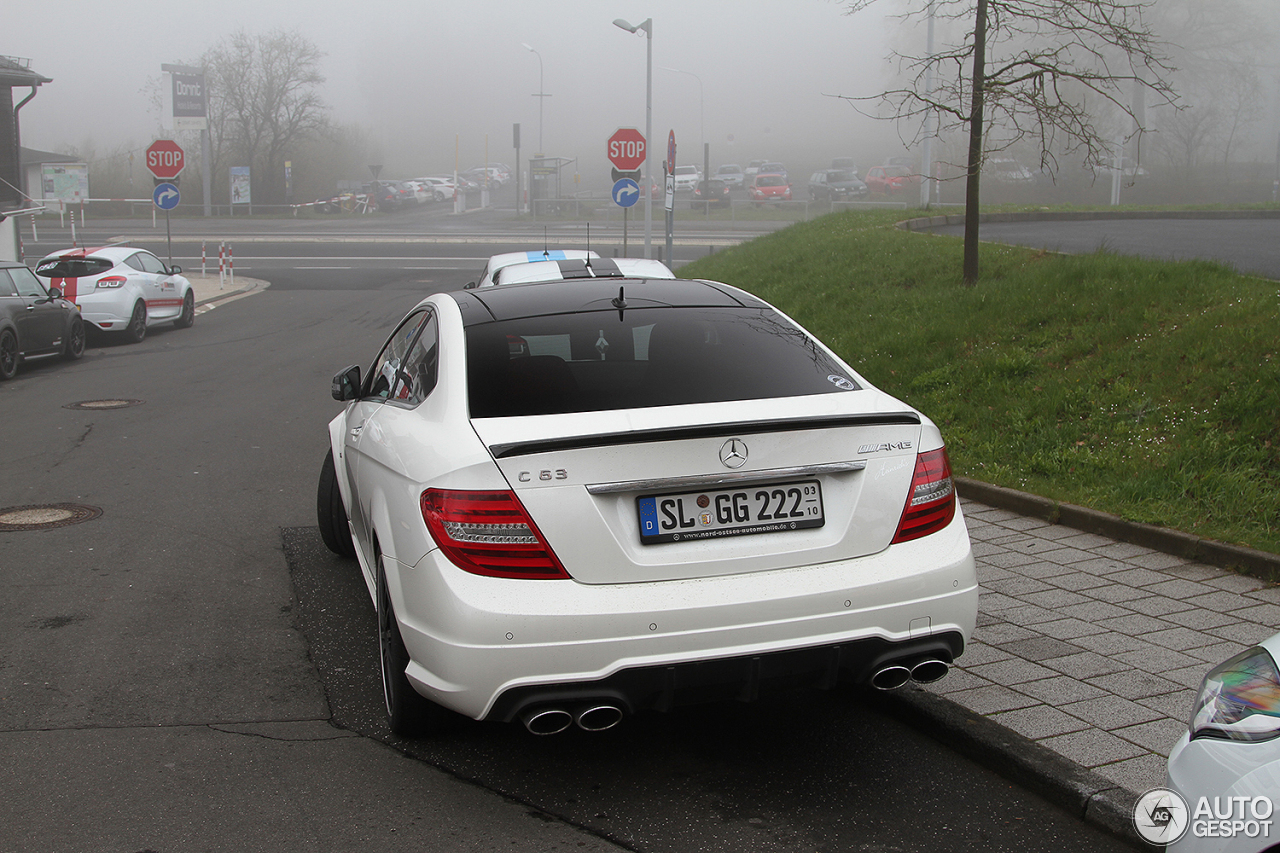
485, 412, 922, 459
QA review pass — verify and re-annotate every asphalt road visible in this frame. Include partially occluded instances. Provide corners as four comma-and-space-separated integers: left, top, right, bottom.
0, 232, 1137, 851
930, 217, 1280, 280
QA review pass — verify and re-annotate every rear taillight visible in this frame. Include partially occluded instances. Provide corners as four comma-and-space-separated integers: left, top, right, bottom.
96, 276, 126, 289
892, 447, 956, 543
420, 489, 569, 579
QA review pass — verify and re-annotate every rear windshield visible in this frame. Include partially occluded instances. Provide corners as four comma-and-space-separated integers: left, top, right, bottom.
466, 307, 858, 417
756, 175, 786, 187
34, 257, 115, 278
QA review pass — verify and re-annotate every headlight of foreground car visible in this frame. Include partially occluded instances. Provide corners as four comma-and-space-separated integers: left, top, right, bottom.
1190, 646, 1280, 742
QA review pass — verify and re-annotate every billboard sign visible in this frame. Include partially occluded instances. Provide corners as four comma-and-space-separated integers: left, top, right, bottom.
230, 167, 251, 205
40, 163, 89, 203
161, 65, 208, 131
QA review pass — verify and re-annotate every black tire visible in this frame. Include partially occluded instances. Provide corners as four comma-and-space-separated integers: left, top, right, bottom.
124, 301, 147, 343
316, 448, 356, 557
434, 192, 445, 202
377, 551, 449, 736
0, 329, 17, 380
64, 317, 85, 360
173, 290, 195, 329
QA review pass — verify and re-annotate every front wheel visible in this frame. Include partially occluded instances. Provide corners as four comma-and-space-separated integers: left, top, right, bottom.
316, 448, 355, 557
173, 290, 195, 328
124, 301, 147, 343
64, 317, 86, 360
0, 329, 18, 380
377, 552, 450, 736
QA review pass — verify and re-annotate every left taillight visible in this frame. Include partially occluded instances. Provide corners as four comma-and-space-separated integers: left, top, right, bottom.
891, 447, 957, 543
420, 489, 569, 579
96, 276, 126, 289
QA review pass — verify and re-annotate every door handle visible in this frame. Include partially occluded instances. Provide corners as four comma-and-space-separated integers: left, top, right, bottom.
349, 421, 365, 438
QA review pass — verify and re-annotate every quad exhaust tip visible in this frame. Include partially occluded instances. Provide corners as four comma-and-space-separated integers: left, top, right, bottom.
522, 703, 625, 735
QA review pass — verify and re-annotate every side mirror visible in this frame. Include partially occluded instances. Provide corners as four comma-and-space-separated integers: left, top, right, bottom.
168, 265, 183, 275
331, 364, 362, 401
48, 286, 63, 300
463, 281, 477, 290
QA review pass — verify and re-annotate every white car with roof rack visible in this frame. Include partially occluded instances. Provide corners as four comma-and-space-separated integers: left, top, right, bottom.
487, 257, 674, 287
468, 249, 600, 289
317, 274, 977, 737
34, 245, 195, 343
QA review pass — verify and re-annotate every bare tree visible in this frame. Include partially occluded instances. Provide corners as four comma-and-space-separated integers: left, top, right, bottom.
839, 0, 1177, 283
203, 30, 329, 205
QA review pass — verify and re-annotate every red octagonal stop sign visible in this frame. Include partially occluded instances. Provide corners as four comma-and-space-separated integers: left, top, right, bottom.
145, 139, 186, 180
607, 127, 646, 172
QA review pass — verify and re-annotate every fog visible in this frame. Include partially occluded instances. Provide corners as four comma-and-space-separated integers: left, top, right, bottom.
10, 0, 909, 178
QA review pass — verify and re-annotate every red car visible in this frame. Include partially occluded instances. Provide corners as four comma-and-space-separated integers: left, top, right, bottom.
748, 174, 791, 204
863, 165, 919, 196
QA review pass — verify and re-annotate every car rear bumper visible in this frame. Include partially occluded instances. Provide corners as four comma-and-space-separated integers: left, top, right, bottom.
390, 514, 977, 720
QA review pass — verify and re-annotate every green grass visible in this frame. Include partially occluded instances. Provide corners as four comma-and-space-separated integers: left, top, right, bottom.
679, 210, 1280, 555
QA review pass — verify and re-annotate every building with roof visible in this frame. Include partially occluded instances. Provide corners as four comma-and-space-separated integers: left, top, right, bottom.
0, 55, 52, 260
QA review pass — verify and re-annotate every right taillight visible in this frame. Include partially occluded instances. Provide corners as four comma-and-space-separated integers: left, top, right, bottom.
96, 276, 126, 288
892, 447, 956, 543
420, 489, 569, 580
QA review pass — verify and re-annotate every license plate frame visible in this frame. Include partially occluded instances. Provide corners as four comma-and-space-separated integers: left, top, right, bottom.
636, 479, 824, 545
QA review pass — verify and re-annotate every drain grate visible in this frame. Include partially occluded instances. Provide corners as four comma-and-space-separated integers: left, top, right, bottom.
64, 399, 144, 411
0, 504, 103, 532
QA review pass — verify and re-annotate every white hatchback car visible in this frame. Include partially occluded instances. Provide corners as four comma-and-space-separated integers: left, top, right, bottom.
35, 246, 195, 342
485, 257, 674, 287
1165, 632, 1280, 852
467, 249, 600, 289
317, 276, 977, 736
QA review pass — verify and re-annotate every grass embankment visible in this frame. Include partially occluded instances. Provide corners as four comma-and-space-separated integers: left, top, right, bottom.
678, 210, 1280, 555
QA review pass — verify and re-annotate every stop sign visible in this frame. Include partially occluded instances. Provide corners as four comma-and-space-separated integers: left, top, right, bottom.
145, 139, 186, 180
607, 128, 646, 172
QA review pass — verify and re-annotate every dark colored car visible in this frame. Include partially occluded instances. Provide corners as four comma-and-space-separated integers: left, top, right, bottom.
367, 181, 417, 211
0, 260, 85, 380
808, 169, 869, 201
691, 179, 731, 207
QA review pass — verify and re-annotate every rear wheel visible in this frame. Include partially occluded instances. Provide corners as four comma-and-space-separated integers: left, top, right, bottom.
376, 550, 450, 736
316, 448, 356, 557
124, 301, 147, 343
64, 317, 85, 360
0, 329, 18, 380
173, 290, 195, 328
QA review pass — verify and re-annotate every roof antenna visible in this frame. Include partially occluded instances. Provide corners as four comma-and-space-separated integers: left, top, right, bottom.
586, 222, 591, 256
542, 227, 549, 259
611, 285, 627, 321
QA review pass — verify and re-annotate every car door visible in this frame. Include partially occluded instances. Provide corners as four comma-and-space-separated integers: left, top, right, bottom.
343, 308, 436, 548
134, 251, 180, 321
6, 267, 64, 354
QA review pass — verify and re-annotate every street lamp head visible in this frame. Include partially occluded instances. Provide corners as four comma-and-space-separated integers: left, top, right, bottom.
613, 17, 651, 35
613, 18, 637, 32
521, 42, 535, 53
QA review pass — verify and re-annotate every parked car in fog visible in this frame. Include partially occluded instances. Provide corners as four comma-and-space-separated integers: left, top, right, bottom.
808, 169, 869, 202
316, 274, 976, 736
864, 165, 918, 196
368, 181, 417, 210
673, 164, 702, 192
414, 177, 457, 202
35, 246, 194, 343
743, 159, 767, 184
714, 164, 744, 188
987, 157, 1034, 183
0, 260, 85, 380
692, 179, 732, 207
748, 173, 792, 204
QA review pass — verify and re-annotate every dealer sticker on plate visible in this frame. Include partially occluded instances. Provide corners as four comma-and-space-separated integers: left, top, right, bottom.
637, 480, 824, 544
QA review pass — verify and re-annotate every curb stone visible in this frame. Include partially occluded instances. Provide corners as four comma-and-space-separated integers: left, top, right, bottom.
865, 685, 1147, 849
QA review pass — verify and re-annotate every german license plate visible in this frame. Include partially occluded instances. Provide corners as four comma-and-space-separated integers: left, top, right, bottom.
636, 480, 824, 544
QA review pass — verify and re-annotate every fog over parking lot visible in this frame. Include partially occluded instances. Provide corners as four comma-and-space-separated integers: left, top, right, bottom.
9, 0, 904, 173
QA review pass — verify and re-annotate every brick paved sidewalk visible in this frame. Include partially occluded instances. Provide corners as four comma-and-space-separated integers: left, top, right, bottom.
928, 499, 1280, 796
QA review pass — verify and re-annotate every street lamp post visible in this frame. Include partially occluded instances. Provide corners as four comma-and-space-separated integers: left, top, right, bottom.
613, 17, 653, 259
521, 43, 549, 155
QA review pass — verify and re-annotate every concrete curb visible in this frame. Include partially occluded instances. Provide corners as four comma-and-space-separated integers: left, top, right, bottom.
898, 208, 1280, 232
956, 477, 1280, 582
863, 685, 1146, 849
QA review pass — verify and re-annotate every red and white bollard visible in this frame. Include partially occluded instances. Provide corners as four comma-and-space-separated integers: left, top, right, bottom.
218, 242, 226, 289
29, 212, 38, 243
201, 241, 207, 276
228, 244, 235, 286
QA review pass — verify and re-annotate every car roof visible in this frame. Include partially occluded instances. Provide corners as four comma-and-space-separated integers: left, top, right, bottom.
453, 276, 767, 323
492, 257, 674, 287
41, 245, 138, 262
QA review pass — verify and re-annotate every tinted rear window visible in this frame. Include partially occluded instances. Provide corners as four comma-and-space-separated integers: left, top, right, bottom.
466, 307, 857, 417
34, 257, 115, 278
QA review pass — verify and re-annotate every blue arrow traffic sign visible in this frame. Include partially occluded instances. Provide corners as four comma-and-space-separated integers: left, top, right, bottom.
153, 182, 181, 210
612, 178, 640, 208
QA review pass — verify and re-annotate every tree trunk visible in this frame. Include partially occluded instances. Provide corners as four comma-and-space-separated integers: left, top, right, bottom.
963, 0, 988, 285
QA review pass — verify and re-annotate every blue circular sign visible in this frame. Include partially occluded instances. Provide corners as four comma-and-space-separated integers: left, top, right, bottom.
612, 178, 640, 208
153, 182, 180, 210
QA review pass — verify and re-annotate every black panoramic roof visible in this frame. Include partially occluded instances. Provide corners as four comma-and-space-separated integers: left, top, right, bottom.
453, 277, 765, 325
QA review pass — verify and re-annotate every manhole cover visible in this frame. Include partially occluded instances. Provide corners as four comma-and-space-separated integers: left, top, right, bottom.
0, 504, 103, 531
64, 399, 144, 410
